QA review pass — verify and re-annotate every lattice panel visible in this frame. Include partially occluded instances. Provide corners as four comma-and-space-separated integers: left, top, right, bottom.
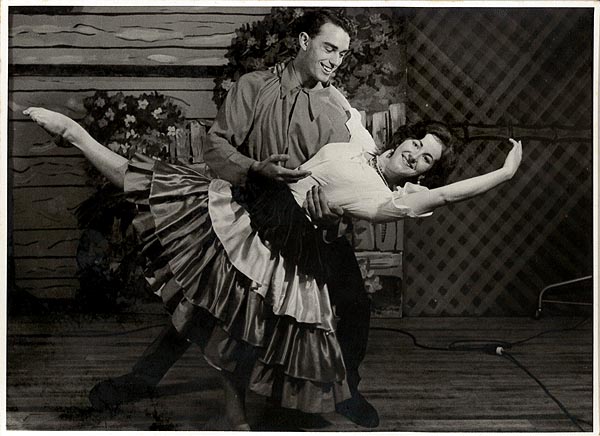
403, 9, 593, 315
404, 139, 592, 315
406, 8, 593, 126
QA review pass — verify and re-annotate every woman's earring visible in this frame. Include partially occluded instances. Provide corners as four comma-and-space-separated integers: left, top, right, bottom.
417, 176, 424, 185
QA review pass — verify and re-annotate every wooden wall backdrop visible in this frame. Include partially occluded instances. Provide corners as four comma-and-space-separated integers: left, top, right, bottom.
8, 6, 270, 299
403, 8, 594, 315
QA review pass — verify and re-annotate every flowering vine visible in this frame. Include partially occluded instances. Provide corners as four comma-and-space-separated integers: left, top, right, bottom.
82, 91, 185, 168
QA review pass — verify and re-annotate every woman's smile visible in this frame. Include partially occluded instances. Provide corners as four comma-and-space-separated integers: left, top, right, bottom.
402, 153, 415, 170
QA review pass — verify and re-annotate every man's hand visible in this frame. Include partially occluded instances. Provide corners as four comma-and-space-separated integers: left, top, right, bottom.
250, 154, 311, 183
303, 186, 344, 227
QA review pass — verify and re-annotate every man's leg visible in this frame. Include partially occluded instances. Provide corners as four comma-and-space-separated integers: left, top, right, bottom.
327, 239, 378, 428
89, 322, 191, 410
335, 296, 371, 392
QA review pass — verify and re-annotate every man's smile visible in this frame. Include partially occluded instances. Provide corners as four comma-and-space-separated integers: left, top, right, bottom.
320, 63, 333, 74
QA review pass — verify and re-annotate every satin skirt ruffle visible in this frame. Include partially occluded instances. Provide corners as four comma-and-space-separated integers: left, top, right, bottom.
124, 155, 350, 412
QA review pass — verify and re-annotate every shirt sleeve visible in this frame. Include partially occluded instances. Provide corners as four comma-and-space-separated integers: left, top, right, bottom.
204, 74, 262, 186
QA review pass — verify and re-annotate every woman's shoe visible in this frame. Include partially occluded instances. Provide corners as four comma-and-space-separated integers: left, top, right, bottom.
23, 107, 76, 148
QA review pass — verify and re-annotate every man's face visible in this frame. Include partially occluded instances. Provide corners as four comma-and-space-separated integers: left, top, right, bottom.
299, 22, 350, 85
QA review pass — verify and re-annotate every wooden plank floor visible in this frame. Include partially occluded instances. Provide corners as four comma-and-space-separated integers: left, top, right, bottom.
6, 312, 594, 432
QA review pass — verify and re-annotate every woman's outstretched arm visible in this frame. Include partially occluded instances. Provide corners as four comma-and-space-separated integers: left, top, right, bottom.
24, 107, 128, 190
400, 138, 522, 216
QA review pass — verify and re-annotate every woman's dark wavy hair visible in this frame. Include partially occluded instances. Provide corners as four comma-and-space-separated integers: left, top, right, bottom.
294, 9, 356, 39
383, 121, 459, 189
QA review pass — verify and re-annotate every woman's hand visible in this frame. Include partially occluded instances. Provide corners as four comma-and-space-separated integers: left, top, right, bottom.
412, 138, 523, 212
502, 138, 523, 179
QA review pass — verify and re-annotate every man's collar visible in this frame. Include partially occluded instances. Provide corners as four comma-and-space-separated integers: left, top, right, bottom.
280, 62, 333, 120
281, 61, 328, 96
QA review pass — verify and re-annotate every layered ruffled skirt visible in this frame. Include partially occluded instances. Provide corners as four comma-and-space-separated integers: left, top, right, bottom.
124, 156, 351, 412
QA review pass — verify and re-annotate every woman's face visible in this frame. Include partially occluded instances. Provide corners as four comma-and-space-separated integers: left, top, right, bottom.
383, 133, 444, 182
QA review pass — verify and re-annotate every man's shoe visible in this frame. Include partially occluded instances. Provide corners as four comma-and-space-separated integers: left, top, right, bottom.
335, 391, 379, 428
88, 373, 156, 411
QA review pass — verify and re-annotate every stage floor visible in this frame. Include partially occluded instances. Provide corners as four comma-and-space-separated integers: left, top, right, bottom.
6, 312, 594, 432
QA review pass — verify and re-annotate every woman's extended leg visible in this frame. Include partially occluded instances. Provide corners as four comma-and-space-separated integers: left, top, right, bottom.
24, 107, 128, 189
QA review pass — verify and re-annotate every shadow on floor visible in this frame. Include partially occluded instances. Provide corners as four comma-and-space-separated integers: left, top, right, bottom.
253, 407, 333, 431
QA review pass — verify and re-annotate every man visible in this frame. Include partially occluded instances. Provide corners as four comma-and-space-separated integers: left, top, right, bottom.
89, 8, 378, 428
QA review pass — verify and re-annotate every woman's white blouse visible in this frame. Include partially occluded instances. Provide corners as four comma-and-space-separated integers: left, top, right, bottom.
288, 108, 433, 223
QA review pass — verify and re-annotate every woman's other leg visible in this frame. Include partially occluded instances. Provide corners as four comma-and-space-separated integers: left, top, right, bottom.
24, 107, 128, 189
219, 368, 251, 430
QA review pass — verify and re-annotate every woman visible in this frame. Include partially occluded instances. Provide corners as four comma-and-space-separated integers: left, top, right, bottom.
24, 107, 522, 429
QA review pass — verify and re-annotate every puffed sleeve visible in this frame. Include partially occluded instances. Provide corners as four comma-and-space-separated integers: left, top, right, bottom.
346, 108, 379, 155
371, 182, 434, 223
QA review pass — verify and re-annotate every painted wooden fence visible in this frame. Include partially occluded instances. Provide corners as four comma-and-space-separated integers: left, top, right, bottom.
9, 7, 270, 67
8, 7, 271, 299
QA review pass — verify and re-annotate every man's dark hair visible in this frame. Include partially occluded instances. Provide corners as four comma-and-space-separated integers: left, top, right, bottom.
294, 9, 356, 39
384, 121, 459, 189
